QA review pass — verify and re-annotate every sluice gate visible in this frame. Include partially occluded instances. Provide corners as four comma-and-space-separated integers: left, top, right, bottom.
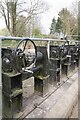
0, 37, 79, 118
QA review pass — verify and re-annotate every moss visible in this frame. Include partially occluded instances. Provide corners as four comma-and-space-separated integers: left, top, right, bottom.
2, 72, 21, 77
10, 88, 23, 98
34, 74, 50, 80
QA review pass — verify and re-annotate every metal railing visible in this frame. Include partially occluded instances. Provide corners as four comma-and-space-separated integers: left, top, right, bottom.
0, 36, 80, 57
0, 36, 80, 41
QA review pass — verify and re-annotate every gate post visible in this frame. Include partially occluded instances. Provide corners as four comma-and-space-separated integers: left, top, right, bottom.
2, 73, 23, 118
34, 46, 50, 97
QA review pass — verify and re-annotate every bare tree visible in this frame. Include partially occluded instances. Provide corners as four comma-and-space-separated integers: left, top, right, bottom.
58, 8, 77, 36
0, 0, 48, 36
70, 0, 78, 17
69, 0, 78, 37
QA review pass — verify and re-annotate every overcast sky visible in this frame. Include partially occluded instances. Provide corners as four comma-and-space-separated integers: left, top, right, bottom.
0, 0, 77, 34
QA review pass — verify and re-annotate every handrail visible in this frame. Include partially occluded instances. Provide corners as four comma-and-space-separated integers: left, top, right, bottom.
0, 36, 80, 42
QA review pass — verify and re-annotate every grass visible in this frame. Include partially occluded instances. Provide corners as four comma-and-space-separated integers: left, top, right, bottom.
2, 40, 19, 48
2, 40, 48, 48
2, 39, 75, 48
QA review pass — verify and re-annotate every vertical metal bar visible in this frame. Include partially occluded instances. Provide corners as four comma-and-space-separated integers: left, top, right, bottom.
0, 38, 2, 119
47, 40, 50, 59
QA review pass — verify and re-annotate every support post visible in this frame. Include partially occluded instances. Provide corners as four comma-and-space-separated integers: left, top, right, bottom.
2, 73, 23, 118
34, 75, 49, 97
49, 58, 60, 84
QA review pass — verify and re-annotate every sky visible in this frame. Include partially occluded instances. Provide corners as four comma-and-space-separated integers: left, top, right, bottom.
0, 0, 77, 34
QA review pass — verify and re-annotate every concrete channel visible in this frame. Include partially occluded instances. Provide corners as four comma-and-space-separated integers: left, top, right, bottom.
0, 70, 78, 119
21, 71, 78, 119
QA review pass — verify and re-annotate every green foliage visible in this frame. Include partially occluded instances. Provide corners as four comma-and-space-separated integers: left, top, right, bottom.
33, 28, 42, 37
58, 8, 70, 19
55, 17, 63, 33
0, 28, 10, 36
2, 40, 19, 47
50, 8, 78, 37
50, 18, 56, 34
58, 8, 77, 35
